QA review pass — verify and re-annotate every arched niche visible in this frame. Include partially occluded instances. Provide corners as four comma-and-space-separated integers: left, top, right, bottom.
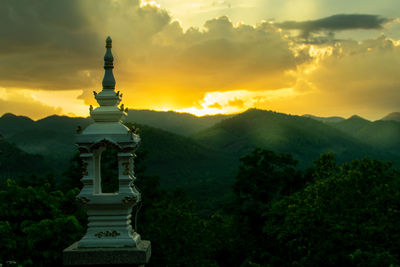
100, 147, 119, 193
91, 140, 121, 195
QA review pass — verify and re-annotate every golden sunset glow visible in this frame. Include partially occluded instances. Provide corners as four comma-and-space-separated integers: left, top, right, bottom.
0, 0, 400, 120
171, 88, 299, 116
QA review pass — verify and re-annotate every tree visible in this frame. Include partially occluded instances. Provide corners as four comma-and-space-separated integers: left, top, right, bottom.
134, 150, 217, 266
0, 178, 84, 265
232, 149, 307, 265
264, 156, 400, 266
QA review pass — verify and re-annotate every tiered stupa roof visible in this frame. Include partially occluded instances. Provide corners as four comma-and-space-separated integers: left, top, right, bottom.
77, 37, 139, 150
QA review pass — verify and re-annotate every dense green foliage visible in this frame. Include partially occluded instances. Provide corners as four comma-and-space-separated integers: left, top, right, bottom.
0, 176, 85, 266
2, 109, 400, 266
231, 149, 309, 264
0, 140, 50, 183
231, 152, 400, 266
264, 156, 400, 266
2, 148, 400, 266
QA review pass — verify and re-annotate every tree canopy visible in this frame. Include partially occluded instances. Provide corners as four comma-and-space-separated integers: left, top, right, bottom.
1, 148, 400, 266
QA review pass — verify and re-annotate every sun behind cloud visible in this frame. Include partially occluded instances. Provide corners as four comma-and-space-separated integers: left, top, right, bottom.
0, 0, 399, 120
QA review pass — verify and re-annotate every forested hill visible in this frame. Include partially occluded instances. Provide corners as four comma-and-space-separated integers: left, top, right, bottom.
193, 109, 398, 166
333, 117, 400, 153
1, 109, 400, 205
124, 109, 232, 136
0, 113, 91, 137
382, 112, 400, 122
0, 139, 49, 182
305, 113, 400, 155
0, 112, 238, 207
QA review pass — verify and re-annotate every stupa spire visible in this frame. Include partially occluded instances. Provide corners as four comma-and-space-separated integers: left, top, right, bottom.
102, 36, 115, 90
90, 36, 125, 122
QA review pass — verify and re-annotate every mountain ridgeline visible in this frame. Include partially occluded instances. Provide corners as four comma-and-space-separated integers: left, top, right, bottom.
0, 109, 399, 206
193, 109, 394, 166
125, 109, 233, 136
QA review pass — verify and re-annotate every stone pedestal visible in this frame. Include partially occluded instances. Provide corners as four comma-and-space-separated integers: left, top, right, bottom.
63, 240, 151, 266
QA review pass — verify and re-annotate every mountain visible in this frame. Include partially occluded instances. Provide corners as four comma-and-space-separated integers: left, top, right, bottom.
381, 112, 400, 122
302, 114, 345, 123
36, 115, 92, 132
0, 114, 236, 209
0, 109, 230, 139
3, 115, 92, 171
326, 115, 400, 155
330, 115, 371, 133
134, 124, 236, 189
0, 139, 50, 182
136, 125, 237, 209
125, 109, 233, 136
2, 109, 400, 211
0, 113, 35, 137
193, 109, 393, 166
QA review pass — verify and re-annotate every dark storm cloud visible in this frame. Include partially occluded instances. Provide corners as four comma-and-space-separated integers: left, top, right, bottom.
0, 0, 103, 89
0, 0, 298, 95
0, 0, 176, 91
277, 14, 391, 37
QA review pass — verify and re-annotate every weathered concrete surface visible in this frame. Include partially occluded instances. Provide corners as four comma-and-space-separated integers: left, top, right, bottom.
63, 240, 151, 266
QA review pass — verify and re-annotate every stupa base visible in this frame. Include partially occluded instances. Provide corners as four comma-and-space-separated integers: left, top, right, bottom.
63, 240, 151, 266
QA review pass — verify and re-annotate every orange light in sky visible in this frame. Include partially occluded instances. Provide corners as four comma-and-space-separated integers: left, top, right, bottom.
157, 88, 299, 116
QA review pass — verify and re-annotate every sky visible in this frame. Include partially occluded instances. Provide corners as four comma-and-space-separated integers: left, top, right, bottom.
0, 0, 400, 120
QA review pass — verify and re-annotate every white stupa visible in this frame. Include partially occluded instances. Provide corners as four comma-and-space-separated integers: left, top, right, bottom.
75, 36, 141, 248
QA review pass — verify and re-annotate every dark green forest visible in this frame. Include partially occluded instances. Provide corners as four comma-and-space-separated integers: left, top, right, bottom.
2, 148, 400, 266
1, 109, 400, 266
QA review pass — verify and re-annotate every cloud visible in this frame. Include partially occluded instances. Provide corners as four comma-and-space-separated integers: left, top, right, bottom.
228, 98, 244, 108
0, 0, 298, 112
277, 14, 391, 38
212, 1, 231, 9
1, 0, 399, 120
207, 102, 222, 109
173, 88, 299, 116
0, 88, 62, 120
295, 36, 400, 119
0, 0, 103, 90
164, 17, 297, 90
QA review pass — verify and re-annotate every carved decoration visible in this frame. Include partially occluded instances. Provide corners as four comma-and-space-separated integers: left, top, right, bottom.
82, 161, 89, 176
94, 230, 121, 238
76, 126, 83, 134
76, 196, 90, 205
122, 196, 137, 204
78, 146, 90, 153
121, 146, 136, 153
90, 138, 121, 151
122, 162, 130, 175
